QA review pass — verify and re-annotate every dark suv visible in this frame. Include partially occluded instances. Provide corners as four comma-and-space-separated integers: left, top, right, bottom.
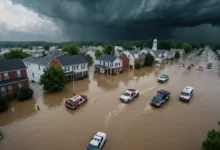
150, 90, 171, 107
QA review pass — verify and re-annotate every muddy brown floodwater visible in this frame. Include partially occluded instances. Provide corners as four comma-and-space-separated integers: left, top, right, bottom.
0, 51, 220, 150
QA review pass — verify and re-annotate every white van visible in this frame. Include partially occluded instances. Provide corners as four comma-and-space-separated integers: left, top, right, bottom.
179, 86, 194, 102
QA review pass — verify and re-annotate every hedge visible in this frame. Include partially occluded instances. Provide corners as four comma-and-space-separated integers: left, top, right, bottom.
0, 96, 8, 112
17, 87, 34, 101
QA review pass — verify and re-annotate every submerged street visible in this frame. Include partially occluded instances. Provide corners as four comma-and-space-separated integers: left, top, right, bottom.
0, 51, 220, 150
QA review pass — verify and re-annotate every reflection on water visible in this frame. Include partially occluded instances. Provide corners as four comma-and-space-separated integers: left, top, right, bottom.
1, 51, 220, 150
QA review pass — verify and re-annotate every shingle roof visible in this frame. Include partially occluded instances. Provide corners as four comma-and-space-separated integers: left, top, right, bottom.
0, 59, 26, 72
128, 50, 139, 57
96, 54, 117, 62
79, 48, 91, 53
23, 56, 53, 66
56, 55, 88, 66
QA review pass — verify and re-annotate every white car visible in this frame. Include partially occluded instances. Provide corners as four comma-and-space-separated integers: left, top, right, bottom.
120, 89, 139, 103
65, 95, 88, 109
86, 132, 107, 150
179, 86, 194, 102
157, 74, 169, 83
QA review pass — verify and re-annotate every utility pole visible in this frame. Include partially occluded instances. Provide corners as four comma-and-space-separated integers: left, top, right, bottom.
73, 73, 75, 96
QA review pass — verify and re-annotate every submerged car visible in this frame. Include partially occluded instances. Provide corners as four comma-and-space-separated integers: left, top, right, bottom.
150, 90, 171, 107
196, 66, 203, 71
179, 86, 194, 102
86, 132, 107, 150
0, 132, 3, 141
157, 74, 169, 83
65, 95, 88, 109
180, 63, 185, 67
206, 63, 213, 69
120, 89, 139, 103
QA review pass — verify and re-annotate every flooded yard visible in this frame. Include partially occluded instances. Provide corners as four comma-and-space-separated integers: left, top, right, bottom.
0, 52, 220, 150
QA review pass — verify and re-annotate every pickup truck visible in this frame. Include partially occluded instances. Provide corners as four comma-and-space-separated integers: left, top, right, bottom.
86, 132, 107, 150
120, 89, 139, 103
150, 90, 171, 107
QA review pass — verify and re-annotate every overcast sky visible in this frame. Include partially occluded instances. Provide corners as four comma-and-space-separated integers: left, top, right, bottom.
1, 0, 220, 43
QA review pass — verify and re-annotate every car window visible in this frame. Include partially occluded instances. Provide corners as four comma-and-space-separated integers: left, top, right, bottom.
79, 98, 83, 102
181, 92, 190, 96
123, 92, 130, 96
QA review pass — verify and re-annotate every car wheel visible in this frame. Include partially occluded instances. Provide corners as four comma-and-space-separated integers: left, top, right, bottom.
137, 93, 139, 97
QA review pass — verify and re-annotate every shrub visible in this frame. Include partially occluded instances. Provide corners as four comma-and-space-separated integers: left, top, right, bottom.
135, 64, 141, 69
17, 87, 34, 101
0, 96, 8, 112
174, 51, 180, 58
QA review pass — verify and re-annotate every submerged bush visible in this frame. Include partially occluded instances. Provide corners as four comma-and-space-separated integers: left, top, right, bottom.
135, 64, 141, 69
17, 87, 34, 101
0, 96, 8, 112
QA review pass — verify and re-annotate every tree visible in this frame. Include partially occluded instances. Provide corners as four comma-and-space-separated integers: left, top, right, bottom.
17, 88, 34, 101
213, 43, 220, 52
202, 122, 220, 150
183, 43, 192, 53
40, 66, 65, 92
0, 96, 8, 112
123, 43, 133, 50
62, 44, 79, 55
104, 45, 114, 55
174, 51, 180, 58
43, 45, 50, 51
192, 43, 201, 49
95, 50, 103, 58
3, 50, 30, 59
22, 43, 29, 49
85, 54, 93, 66
145, 53, 155, 66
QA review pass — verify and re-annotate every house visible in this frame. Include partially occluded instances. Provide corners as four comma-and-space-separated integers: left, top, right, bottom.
0, 59, 29, 97
95, 54, 123, 75
122, 50, 145, 68
151, 50, 168, 63
47, 50, 65, 58
23, 56, 53, 83
140, 48, 150, 55
120, 53, 129, 69
79, 48, 95, 60
50, 55, 88, 80
170, 49, 185, 56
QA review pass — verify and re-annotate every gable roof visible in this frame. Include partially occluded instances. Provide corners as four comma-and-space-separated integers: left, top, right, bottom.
56, 55, 88, 66
0, 59, 26, 72
170, 48, 185, 52
79, 48, 91, 53
23, 56, 53, 66
48, 50, 64, 57
96, 54, 117, 62
128, 50, 139, 57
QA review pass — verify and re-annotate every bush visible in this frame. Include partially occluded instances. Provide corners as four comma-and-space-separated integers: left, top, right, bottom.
135, 64, 141, 69
17, 87, 34, 101
0, 96, 8, 112
174, 51, 180, 58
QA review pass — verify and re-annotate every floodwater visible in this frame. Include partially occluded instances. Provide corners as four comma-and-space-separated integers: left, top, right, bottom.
0, 51, 220, 150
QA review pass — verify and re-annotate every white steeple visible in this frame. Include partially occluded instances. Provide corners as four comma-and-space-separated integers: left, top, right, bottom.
152, 38, 157, 51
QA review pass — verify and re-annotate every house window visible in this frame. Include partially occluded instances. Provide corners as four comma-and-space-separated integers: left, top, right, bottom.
72, 66, 74, 70
17, 70, 21, 78
81, 64, 85, 69
8, 86, 13, 93
103, 62, 105, 66
76, 65, 78, 70
38, 65, 40, 71
111, 63, 113, 67
32, 73, 34, 78
100, 61, 101, 65
4, 72, 9, 80
118, 62, 120, 66
66, 66, 70, 71
18, 83, 22, 89
1, 87, 6, 96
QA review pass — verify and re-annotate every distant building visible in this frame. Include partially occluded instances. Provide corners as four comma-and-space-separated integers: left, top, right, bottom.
170, 49, 185, 56
95, 54, 123, 75
79, 48, 95, 60
0, 59, 29, 97
152, 39, 157, 51
122, 50, 145, 68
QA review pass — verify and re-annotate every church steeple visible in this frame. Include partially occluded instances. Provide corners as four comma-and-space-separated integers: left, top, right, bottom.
152, 38, 157, 51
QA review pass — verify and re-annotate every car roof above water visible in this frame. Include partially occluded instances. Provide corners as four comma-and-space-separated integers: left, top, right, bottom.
183, 86, 193, 93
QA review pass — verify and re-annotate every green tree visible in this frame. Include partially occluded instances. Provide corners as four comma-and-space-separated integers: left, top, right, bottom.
85, 54, 93, 66
40, 66, 65, 92
145, 53, 155, 66
95, 50, 103, 58
0, 96, 8, 112
43, 45, 50, 51
62, 44, 79, 55
183, 43, 192, 53
123, 43, 133, 50
104, 45, 114, 55
22, 43, 29, 49
174, 51, 180, 58
29, 47, 33, 50
202, 122, 220, 150
3, 50, 30, 59
213, 43, 220, 52
17, 88, 34, 101
192, 43, 201, 49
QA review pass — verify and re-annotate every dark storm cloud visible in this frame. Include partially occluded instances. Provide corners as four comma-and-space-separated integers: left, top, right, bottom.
12, 0, 220, 42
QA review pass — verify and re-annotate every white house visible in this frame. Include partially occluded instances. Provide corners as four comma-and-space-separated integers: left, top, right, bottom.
170, 49, 185, 56
79, 48, 96, 60
151, 50, 168, 63
140, 48, 150, 55
23, 56, 52, 82
95, 54, 123, 75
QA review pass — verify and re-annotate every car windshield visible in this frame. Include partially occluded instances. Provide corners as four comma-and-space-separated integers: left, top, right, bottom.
86, 144, 99, 150
181, 92, 190, 96
152, 94, 162, 103
160, 75, 167, 78
123, 92, 131, 97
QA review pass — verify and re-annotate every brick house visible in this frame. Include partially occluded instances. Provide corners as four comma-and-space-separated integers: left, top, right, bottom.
50, 55, 88, 80
120, 53, 129, 69
122, 50, 146, 68
95, 54, 123, 75
0, 59, 29, 97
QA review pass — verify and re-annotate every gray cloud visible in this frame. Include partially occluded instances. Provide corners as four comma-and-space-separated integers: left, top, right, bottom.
9, 0, 220, 43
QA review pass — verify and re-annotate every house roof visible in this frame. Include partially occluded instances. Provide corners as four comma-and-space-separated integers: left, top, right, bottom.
0, 76, 28, 86
48, 50, 64, 57
127, 50, 139, 57
96, 54, 117, 62
0, 59, 26, 72
170, 48, 185, 52
79, 48, 91, 53
56, 55, 88, 66
23, 56, 53, 66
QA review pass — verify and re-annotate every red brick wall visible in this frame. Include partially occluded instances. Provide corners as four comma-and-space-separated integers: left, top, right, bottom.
49, 58, 62, 68
120, 54, 129, 69
0, 69, 27, 80
0, 80, 29, 97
